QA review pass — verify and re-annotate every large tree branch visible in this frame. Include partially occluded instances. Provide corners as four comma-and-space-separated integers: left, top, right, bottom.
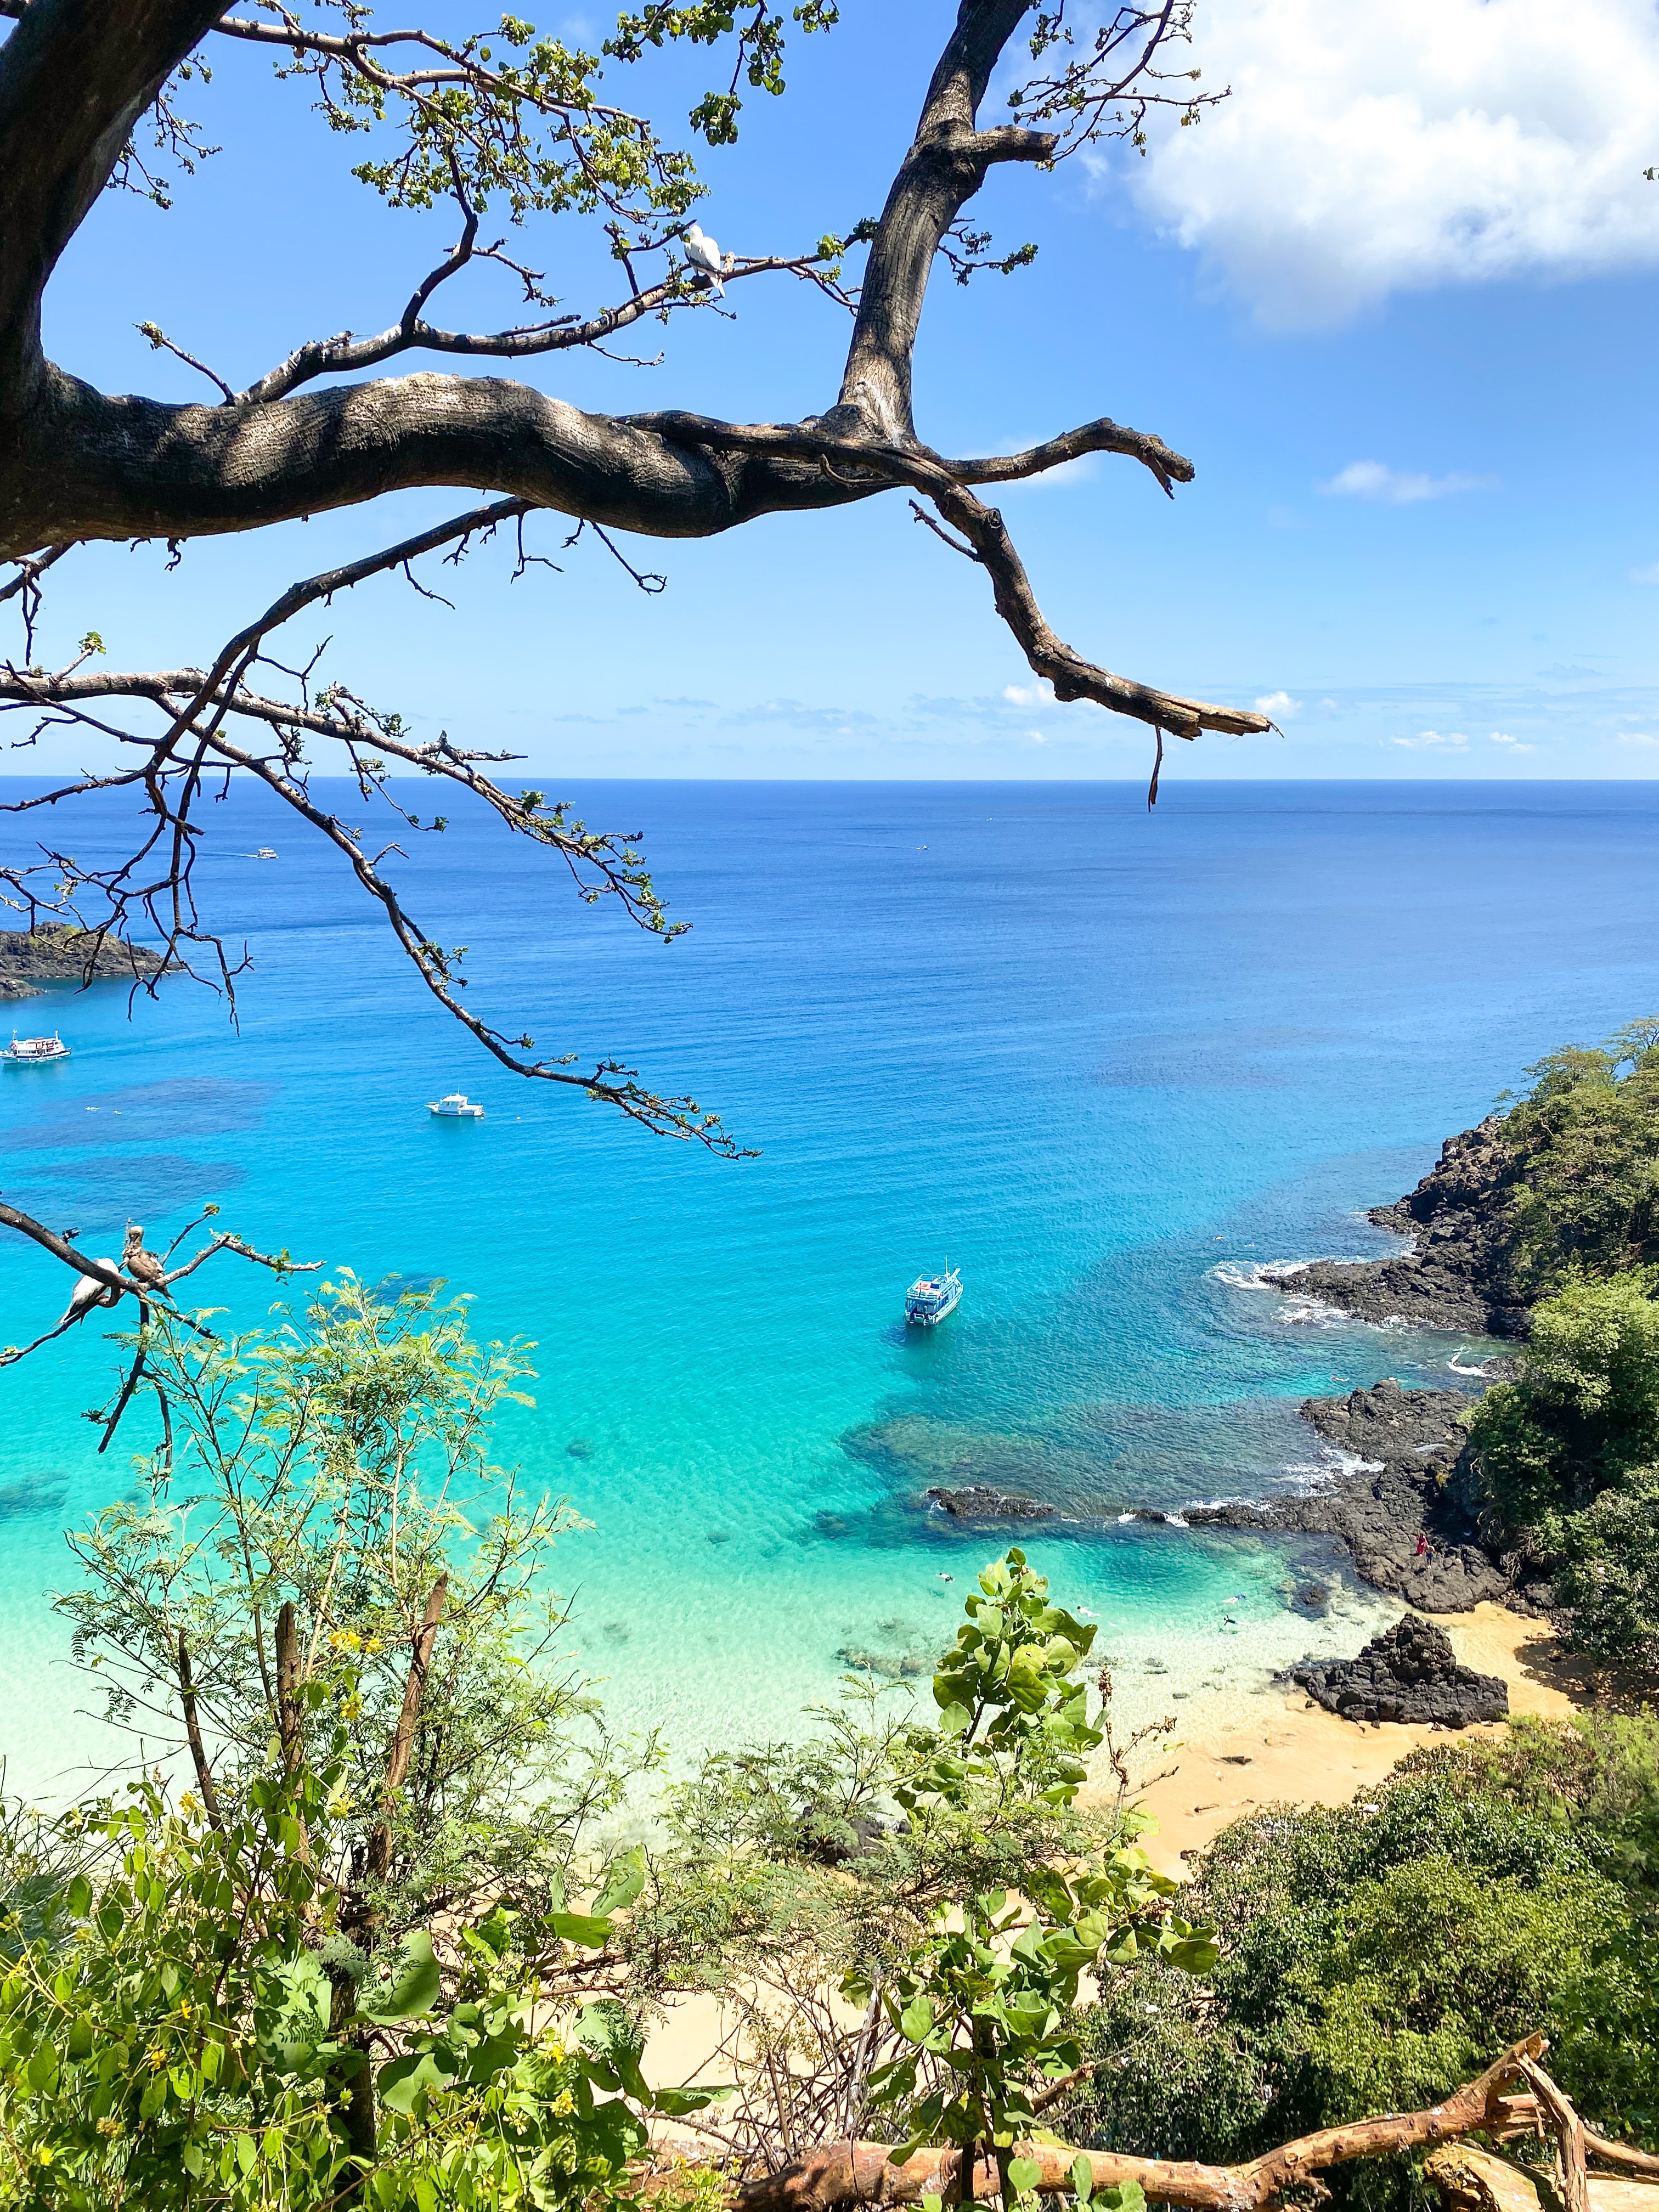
735, 2039, 1549, 2212
0, 365, 874, 558
838, 2, 1048, 441
0, 0, 227, 396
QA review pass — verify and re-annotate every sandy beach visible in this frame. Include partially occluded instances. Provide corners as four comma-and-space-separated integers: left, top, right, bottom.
645, 1604, 1589, 2100
1126, 1602, 1584, 1878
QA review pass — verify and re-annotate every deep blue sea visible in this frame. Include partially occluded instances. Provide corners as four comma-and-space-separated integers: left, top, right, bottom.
2, 777, 1656, 1792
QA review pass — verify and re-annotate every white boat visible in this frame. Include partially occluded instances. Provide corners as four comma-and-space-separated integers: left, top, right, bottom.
904, 1263, 962, 1326
253, 847, 278, 860
428, 1092, 484, 1119
5, 1031, 69, 1062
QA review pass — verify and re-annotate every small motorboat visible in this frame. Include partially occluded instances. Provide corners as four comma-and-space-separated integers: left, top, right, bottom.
253, 847, 278, 860
5, 1031, 69, 1062
428, 1092, 484, 1119
904, 1264, 962, 1326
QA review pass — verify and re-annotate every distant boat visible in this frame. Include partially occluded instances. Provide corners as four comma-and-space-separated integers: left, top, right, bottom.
252, 848, 278, 860
428, 1092, 483, 1119
905, 1263, 962, 1326
5, 1031, 69, 1062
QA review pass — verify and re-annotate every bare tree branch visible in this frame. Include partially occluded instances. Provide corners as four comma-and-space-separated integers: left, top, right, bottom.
0, 0, 1278, 1135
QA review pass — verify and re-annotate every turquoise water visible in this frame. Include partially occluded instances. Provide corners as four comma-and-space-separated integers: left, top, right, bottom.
3, 778, 1658, 1790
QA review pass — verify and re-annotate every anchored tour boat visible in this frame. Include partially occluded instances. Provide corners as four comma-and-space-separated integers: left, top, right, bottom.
904, 1264, 962, 1326
428, 1092, 484, 1119
5, 1032, 69, 1062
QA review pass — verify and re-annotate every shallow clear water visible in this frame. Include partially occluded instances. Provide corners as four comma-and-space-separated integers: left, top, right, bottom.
2, 777, 1656, 1793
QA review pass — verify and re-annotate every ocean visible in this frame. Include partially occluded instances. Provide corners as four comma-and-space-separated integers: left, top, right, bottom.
1, 776, 1656, 1794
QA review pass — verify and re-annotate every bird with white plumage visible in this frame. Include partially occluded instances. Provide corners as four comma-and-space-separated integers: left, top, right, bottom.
684, 221, 727, 296
58, 1257, 123, 1327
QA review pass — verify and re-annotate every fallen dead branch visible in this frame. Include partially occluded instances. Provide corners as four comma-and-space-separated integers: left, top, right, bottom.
725, 2038, 1658, 2212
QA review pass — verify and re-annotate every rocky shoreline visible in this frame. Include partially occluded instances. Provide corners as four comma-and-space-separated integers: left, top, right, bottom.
0, 922, 170, 1000
1181, 1379, 1538, 1615
1261, 1116, 1530, 1338
909, 1119, 1567, 1640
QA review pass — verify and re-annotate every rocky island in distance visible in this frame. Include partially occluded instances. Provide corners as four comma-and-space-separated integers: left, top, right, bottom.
0, 922, 171, 1000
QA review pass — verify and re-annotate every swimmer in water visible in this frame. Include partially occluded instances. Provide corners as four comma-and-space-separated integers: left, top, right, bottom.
938, 1572, 953, 1582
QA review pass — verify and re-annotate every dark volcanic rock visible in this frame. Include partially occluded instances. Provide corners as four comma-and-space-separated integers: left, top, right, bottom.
0, 923, 170, 1001
1262, 1117, 1530, 1338
798, 1805, 895, 1865
1291, 1616, 1509, 1727
926, 1485, 1057, 1522
1184, 1380, 1511, 1612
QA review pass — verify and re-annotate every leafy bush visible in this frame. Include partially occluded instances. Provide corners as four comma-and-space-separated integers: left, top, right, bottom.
0, 1768, 685, 2210
1496, 1019, 1659, 1298
1463, 1268, 1659, 1527
1067, 1720, 1659, 2209
1460, 1269, 1659, 1656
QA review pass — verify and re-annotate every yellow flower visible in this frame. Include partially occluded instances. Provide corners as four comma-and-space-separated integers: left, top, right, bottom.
96, 2118, 123, 2139
147, 2047, 166, 2073
551, 2090, 576, 2117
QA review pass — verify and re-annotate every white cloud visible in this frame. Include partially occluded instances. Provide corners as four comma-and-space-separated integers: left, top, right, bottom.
1631, 562, 1659, 584
1255, 690, 1300, 716
1619, 732, 1659, 747
1488, 731, 1536, 752
1121, 0, 1659, 328
1320, 460, 1499, 504
1390, 730, 1470, 749
1003, 680, 1054, 707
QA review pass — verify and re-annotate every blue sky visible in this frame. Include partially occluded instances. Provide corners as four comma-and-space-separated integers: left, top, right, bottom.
20, 0, 1659, 781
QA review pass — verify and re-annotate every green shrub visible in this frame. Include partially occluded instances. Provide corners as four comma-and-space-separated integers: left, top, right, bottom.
1497, 1021, 1659, 1298
1463, 1269, 1659, 1531
1068, 1723, 1659, 2209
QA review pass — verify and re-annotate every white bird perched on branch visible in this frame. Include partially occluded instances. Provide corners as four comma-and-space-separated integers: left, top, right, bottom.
59, 1258, 123, 1326
684, 222, 727, 297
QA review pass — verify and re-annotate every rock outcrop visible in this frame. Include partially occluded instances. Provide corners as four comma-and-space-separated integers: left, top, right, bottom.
926, 1485, 1057, 1522
1290, 1615, 1509, 1727
1262, 1118, 1530, 1338
0, 923, 170, 1000
1184, 1380, 1512, 1612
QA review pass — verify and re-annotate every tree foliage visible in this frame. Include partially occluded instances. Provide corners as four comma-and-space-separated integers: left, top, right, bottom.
0, 1765, 707, 2208
1494, 1020, 1659, 1301
1461, 1268, 1659, 1658
1064, 1718, 1659, 2210
56, 1273, 647, 1936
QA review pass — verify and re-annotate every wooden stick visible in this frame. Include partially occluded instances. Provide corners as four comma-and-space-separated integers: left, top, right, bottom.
365, 1575, 447, 1885
1519, 2058, 1589, 2212
176, 1627, 224, 1832
274, 1600, 305, 1777
1585, 2131, 1659, 2181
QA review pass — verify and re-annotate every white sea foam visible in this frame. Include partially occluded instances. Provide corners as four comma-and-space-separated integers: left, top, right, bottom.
1277, 1450, 1384, 1493
1208, 1259, 1359, 1326
1448, 1352, 1492, 1376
